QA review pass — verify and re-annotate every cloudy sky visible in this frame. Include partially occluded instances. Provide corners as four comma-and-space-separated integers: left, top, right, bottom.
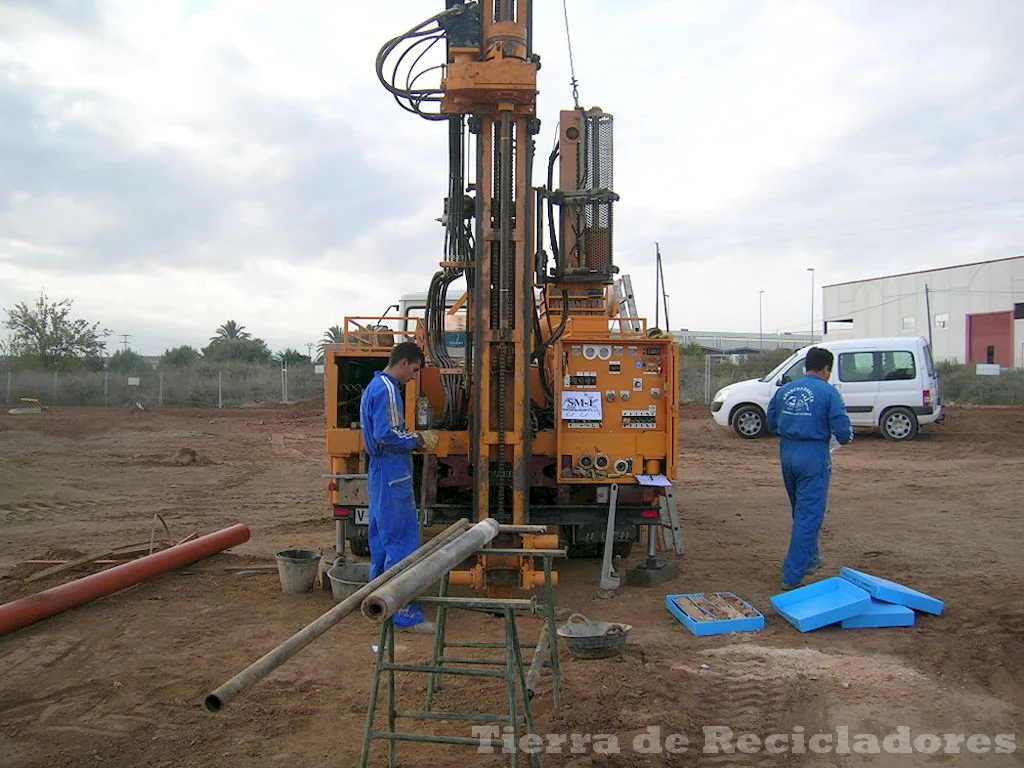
1, 0, 1021, 356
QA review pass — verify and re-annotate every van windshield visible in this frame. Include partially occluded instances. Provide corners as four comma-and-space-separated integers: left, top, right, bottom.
759, 351, 801, 382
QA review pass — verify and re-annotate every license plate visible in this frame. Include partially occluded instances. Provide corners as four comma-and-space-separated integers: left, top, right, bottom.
353, 507, 369, 526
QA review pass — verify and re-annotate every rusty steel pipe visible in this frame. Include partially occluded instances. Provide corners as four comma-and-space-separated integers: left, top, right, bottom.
205, 518, 472, 712
0, 524, 251, 637
361, 518, 501, 623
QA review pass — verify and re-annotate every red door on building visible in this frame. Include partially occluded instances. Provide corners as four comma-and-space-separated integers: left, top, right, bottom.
966, 311, 1013, 367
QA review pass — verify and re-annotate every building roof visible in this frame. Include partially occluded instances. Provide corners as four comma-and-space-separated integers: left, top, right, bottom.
822, 254, 1024, 289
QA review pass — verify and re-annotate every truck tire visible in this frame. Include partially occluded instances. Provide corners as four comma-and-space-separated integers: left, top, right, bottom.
350, 534, 371, 557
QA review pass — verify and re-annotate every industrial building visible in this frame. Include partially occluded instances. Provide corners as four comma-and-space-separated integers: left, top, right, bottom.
822, 255, 1024, 367
672, 329, 815, 355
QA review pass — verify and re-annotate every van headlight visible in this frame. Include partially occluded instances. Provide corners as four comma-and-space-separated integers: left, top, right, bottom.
712, 388, 730, 403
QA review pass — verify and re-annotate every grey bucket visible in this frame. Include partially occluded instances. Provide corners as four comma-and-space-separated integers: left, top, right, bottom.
275, 550, 321, 594
328, 561, 371, 603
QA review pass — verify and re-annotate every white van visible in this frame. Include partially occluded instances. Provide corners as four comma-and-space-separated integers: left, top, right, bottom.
710, 337, 942, 441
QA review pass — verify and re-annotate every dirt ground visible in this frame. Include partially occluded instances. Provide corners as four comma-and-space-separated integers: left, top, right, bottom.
0, 402, 1020, 767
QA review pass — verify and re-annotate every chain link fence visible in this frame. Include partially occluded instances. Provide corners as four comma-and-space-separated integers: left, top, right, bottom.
1, 363, 325, 408
3, 354, 1021, 410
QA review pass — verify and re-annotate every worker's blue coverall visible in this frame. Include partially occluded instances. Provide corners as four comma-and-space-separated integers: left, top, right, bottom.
767, 374, 853, 587
360, 371, 424, 628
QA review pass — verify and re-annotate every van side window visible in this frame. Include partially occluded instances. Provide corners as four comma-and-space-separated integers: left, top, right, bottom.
780, 359, 807, 384
880, 351, 916, 381
838, 352, 877, 382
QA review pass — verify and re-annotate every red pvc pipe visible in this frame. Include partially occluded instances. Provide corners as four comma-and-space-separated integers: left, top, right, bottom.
0, 524, 251, 637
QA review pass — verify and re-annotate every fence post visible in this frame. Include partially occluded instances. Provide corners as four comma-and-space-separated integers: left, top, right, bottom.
158, 373, 163, 407
704, 355, 711, 404
53, 371, 58, 402
218, 371, 223, 409
5, 370, 10, 404
104, 371, 108, 406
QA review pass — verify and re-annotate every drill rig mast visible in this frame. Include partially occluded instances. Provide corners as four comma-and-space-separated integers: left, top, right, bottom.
324, 2, 680, 592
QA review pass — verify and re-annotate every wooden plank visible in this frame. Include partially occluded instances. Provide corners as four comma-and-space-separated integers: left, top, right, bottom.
174, 532, 199, 546
224, 566, 278, 572
25, 550, 117, 583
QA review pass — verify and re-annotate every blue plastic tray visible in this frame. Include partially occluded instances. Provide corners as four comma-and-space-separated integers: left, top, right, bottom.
666, 593, 765, 637
839, 568, 944, 615
841, 598, 916, 629
770, 577, 872, 632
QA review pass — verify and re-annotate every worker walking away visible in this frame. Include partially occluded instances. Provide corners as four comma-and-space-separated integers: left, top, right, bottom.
360, 341, 435, 634
767, 347, 853, 590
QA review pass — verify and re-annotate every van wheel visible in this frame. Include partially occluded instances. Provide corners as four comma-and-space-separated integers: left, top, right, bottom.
732, 405, 767, 439
881, 407, 918, 441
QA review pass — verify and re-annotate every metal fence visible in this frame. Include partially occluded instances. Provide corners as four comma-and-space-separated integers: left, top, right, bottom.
3, 356, 1021, 410
1, 364, 325, 408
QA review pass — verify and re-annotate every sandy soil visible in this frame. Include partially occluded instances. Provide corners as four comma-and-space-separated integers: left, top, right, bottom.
0, 402, 1020, 767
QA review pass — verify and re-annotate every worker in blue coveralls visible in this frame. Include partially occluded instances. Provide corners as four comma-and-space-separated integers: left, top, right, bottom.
767, 347, 854, 590
360, 341, 435, 634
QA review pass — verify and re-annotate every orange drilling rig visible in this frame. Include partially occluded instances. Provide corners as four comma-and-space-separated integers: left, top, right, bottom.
324, 1, 683, 595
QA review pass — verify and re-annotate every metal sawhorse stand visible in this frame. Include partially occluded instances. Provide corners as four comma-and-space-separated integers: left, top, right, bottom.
359, 550, 564, 768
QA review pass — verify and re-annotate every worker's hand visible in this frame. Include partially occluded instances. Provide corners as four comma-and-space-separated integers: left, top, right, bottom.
419, 430, 440, 452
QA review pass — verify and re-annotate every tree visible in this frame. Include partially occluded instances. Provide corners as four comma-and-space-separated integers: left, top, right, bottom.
211, 320, 251, 342
160, 345, 201, 368
202, 337, 272, 363
108, 349, 147, 374
1, 291, 111, 371
274, 348, 311, 366
318, 325, 345, 361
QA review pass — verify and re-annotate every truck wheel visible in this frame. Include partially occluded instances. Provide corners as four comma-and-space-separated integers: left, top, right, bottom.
350, 534, 371, 557
732, 405, 767, 439
881, 407, 918, 441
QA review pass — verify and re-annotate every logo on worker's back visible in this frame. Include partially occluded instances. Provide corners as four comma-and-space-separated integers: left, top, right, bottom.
782, 386, 814, 415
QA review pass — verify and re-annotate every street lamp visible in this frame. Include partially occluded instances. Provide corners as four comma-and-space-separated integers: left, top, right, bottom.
807, 268, 815, 343
758, 290, 765, 352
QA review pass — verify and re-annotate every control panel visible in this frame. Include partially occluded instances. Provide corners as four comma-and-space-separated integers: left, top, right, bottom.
556, 338, 675, 482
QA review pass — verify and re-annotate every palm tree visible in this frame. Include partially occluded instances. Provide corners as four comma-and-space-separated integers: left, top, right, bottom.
212, 320, 251, 342
317, 325, 345, 359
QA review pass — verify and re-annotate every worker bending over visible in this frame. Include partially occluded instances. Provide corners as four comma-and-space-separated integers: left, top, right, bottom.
359, 341, 436, 633
767, 347, 853, 590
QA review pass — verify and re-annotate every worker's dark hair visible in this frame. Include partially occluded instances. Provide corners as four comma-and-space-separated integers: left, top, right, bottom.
389, 341, 425, 367
805, 347, 834, 372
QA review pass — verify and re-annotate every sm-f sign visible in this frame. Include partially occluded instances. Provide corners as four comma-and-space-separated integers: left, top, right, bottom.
561, 391, 603, 421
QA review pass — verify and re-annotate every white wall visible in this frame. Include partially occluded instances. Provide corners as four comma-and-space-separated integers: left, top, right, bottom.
822, 256, 1024, 365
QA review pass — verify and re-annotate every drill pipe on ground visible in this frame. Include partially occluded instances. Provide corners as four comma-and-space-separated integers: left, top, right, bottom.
204, 519, 472, 712
361, 517, 501, 623
0, 524, 251, 637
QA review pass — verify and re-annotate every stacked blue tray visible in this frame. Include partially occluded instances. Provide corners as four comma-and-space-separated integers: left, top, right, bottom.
770, 569, 943, 633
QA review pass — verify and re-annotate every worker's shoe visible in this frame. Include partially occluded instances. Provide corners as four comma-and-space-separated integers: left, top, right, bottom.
780, 580, 802, 592
398, 620, 437, 635
807, 558, 825, 575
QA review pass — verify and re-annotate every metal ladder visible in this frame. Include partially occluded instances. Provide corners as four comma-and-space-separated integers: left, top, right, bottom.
614, 275, 643, 333
659, 487, 685, 555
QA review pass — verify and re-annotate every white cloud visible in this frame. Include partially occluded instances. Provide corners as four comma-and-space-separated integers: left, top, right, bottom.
0, 0, 1021, 354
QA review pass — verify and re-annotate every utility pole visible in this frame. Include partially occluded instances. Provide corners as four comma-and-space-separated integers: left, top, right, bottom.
758, 290, 764, 352
807, 267, 815, 343
120, 334, 131, 352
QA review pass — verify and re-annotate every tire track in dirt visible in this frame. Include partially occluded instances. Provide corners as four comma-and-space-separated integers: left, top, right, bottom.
680, 654, 794, 767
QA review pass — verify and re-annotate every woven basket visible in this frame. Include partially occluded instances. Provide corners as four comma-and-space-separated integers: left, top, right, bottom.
556, 613, 632, 660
